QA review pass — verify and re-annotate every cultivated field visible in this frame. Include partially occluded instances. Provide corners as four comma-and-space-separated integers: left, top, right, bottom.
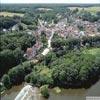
70, 6, 100, 14
0, 12, 24, 17
84, 7, 100, 13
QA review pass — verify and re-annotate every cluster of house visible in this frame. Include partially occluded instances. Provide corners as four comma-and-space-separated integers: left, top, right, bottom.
54, 18, 100, 38
2, 16, 99, 60
24, 41, 43, 59
6, 17, 95, 59
36, 18, 100, 39
24, 18, 100, 59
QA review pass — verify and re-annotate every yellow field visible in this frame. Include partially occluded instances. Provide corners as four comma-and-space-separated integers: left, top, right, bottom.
0, 12, 24, 17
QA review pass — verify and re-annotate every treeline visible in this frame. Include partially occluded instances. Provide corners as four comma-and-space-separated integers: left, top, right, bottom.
51, 35, 100, 57
23, 51, 100, 88
79, 10, 100, 22
23, 35, 100, 88
1, 35, 100, 90
1, 51, 100, 90
0, 32, 36, 78
0, 16, 20, 30
1, 61, 34, 89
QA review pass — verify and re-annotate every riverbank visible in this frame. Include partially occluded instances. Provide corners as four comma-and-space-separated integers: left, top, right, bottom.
1, 80, 100, 100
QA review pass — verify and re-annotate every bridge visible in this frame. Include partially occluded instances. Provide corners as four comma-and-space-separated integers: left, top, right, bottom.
15, 85, 40, 100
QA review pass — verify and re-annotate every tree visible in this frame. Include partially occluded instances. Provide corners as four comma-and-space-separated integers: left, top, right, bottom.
72, 8, 79, 14
25, 73, 32, 83
8, 66, 25, 85
30, 72, 39, 85
40, 85, 49, 98
0, 49, 16, 78
2, 74, 11, 89
0, 16, 18, 29
0, 48, 25, 78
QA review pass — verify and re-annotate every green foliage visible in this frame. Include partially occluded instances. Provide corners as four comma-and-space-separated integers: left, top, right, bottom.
23, 35, 100, 88
0, 48, 24, 78
0, 32, 36, 78
51, 51, 100, 88
4, 61, 34, 85
25, 73, 32, 83
1, 4, 100, 90
44, 52, 57, 66
0, 16, 18, 29
0, 32, 36, 51
27, 25, 37, 30
41, 31, 47, 44
41, 11, 57, 22
52, 36, 100, 53
8, 66, 25, 85
72, 8, 79, 14
38, 70, 53, 86
1, 74, 12, 89
30, 71, 39, 85
80, 11, 99, 22
25, 67, 53, 86
40, 85, 49, 98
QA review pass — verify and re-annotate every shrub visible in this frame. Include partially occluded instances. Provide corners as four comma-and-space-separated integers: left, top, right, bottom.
1, 74, 12, 89
37, 74, 53, 86
25, 73, 32, 83
30, 72, 39, 85
40, 85, 49, 98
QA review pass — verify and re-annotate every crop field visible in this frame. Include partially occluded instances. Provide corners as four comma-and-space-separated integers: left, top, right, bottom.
70, 6, 100, 14
84, 7, 100, 13
0, 12, 24, 17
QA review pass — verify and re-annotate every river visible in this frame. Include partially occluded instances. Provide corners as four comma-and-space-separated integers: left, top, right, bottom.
1, 80, 100, 100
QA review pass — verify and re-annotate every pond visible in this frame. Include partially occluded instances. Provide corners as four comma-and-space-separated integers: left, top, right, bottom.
1, 80, 100, 100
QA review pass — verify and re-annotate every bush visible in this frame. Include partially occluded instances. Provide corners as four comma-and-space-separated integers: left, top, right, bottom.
22, 61, 33, 74
30, 71, 41, 86
1, 74, 12, 89
37, 74, 53, 86
25, 74, 32, 83
40, 85, 49, 98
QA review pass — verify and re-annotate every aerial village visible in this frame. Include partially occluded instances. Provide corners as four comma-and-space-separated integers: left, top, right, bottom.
22, 15, 100, 59
2, 10, 100, 59
1, 4, 100, 100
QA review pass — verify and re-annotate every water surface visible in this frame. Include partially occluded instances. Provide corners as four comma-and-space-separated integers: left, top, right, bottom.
1, 80, 100, 100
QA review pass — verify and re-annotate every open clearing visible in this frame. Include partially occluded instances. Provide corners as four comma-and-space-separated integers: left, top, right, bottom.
0, 12, 24, 17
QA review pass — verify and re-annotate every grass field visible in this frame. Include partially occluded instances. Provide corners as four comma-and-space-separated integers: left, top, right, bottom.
83, 48, 100, 57
84, 7, 100, 14
0, 12, 24, 17
70, 6, 100, 14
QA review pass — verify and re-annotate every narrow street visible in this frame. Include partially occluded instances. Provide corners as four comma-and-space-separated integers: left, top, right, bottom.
41, 29, 54, 55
